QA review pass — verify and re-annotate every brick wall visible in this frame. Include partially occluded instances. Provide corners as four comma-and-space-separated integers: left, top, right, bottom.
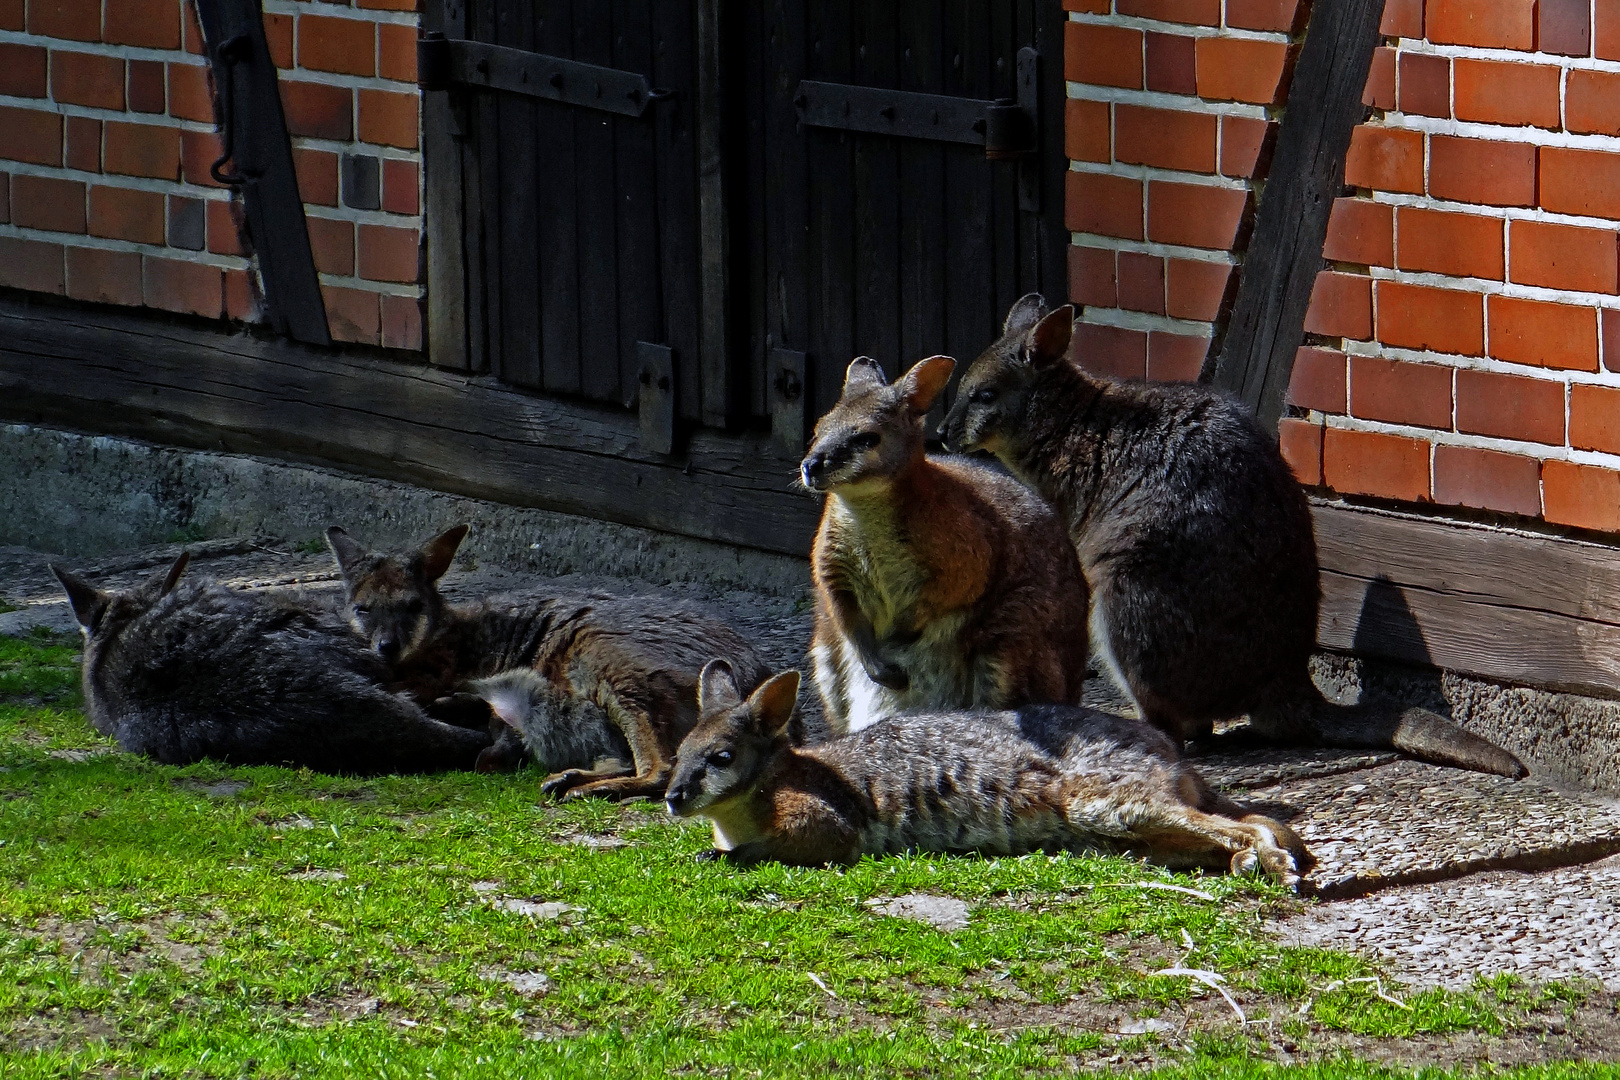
0, 0, 423, 349
1067, 0, 1620, 536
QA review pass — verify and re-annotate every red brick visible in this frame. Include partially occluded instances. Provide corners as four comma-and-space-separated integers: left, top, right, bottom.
1145, 33, 1197, 95
225, 268, 257, 322
88, 185, 165, 245
1146, 331, 1207, 382
183, 0, 204, 53
1195, 37, 1289, 105
11, 174, 86, 234
1278, 418, 1324, 485
65, 116, 100, 172
181, 129, 225, 187
1323, 198, 1393, 268
1363, 47, 1395, 110
1304, 271, 1373, 340
1117, 251, 1165, 314
264, 12, 294, 68
1073, 322, 1148, 381
0, 107, 62, 167
0, 0, 21, 29
1228, 0, 1303, 30
1433, 445, 1542, 516
27, 0, 99, 41
382, 158, 419, 215
307, 215, 354, 276
1115, 105, 1216, 173
1376, 282, 1484, 356
1219, 116, 1270, 178
1568, 70, 1620, 136
359, 0, 417, 9
291, 148, 339, 207
359, 89, 418, 149
1395, 208, 1504, 280
1065, 22, 1142, 89
1543, 460, 1620, 532
207, 199, 245, 256
1166, 257, 1230, 320
66, 246, 142, 307
1540, 0, 1593, 56
1453, 60, 1560, 129
1380, 0, 1424, 36
1541, 147, 1620, 220
1487, 296, 1599, 371
51, 50, 124, 110
1344, 126, 1424, 194
1118, 0, 1219, 23
1426, 0, 1535, 48
106, 0, 180, 48
1323, 427, 1431, 502
1146, 181, 1246, 250
143, 256, 222, 319
1429, 137, 1536, 208
381, 293, 423, 351
1069, 246, 1116, 307
1065, 99, 1109, 163
1601, 0, 1620, 59
1455, 368, 1565, 443
1349, 355, 1454, 428
323, 285, 381, 345
280, 81, 353, 141
104, 122, 180, 181
1509, 221, 1618, 294
379, 22, 417, 83
1067, 172, 1143, 239
128, 59, 165, 114
169, 62, 213, 123
358, 224, 419, 283
1605, 308, 1620, 371
299, 14, 375, 77
1288, 346, 1348, 413
0, 237, 64, 294
1571, 383, 1620, 453
1398, 53, 1449, 119
0, 43, 47, 98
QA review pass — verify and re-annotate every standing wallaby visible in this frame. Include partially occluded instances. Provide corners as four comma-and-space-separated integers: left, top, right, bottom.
803, 355, 1091, 734
51, 555, 490, 773
666, 660, 1312, 887
941, 295, 1526, 779
325, 525, 778, 800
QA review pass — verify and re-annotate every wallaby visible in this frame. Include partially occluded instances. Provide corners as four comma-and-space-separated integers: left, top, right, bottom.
666, 661, 1312, 887
51, 555, 490, 773
802, 354, 1092, 734
325, 524, 778, 800
470, 668, 631, 787
941, 295, 1527, 779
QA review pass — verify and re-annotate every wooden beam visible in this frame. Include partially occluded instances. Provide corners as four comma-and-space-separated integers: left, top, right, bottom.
695, 0, 732, 426
420, 0, 469, 370
1208, 0, 1385, 431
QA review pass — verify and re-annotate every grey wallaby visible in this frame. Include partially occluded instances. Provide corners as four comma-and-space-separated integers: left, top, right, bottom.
666, 660, 1312, 888
941, 295, 1526, 779
51, 554, 490, 773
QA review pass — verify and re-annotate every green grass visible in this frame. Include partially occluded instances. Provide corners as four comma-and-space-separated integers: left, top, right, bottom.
0, 633, 1611, 1078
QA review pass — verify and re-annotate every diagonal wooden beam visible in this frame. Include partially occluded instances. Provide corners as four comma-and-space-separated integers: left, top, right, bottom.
1207, 0, 1386, 432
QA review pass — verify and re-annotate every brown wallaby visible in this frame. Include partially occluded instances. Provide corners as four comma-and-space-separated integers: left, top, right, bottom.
941, 295, 1526, 779
325, 524, 778, 799
802, 354, 1092, 734
51, 555, 490, 773
665, 660, 1312, 887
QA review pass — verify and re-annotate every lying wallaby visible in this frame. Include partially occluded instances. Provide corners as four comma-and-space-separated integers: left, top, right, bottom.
666, 661, 1311, 886
802, 355, 1091, 733
941, 295, 1526, 779
471, 668, 631, 786
51, 555, 490, 773
325, 524, 777, 799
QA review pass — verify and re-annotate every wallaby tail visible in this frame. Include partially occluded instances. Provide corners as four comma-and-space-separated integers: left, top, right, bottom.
1252, 688, 1528, 780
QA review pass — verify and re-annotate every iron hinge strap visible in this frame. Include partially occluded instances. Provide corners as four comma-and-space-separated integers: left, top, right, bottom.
417, 33, 672, 118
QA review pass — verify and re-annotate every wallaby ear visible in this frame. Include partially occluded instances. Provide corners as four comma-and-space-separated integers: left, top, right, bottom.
698, 658, 742, 713
900, 355, 956, 414
1002, 292, 1049, 339
325, 526, 368, 580
1026, 305, 1074, 369
51, 565, 110, 634
746, 670, 802, 739
842, 356, 888, 396
158, 551, 191, 598
473, 672, 534, 732
419, 524, 470, 582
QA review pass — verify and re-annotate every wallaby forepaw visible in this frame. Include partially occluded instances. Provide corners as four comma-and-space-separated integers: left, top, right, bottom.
694, 848, 725, 863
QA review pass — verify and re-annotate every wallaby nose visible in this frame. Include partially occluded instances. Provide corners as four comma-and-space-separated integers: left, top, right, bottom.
665, 784, 688, 814
377, 637, 401, 660
801, 452, 827, 489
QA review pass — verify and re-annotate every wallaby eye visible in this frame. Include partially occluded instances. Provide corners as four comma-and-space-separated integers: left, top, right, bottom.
352, 604, 370, 616
971, 387, 999, 405
849, 432, 881, 452
708, 749, 734, 767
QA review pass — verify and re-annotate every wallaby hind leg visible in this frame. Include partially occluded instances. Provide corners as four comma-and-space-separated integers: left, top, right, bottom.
1126, 774, 1311, 889
540, 759, 636, 798
545, 691, 678, 802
